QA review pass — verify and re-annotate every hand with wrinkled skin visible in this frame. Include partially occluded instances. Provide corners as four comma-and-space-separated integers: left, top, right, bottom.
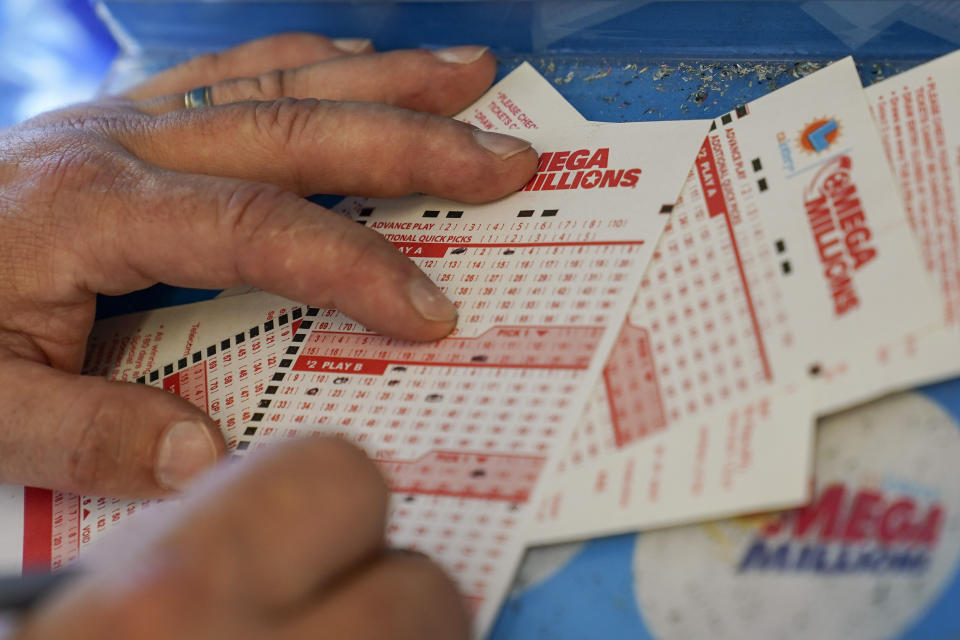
0, 33, 537, 498
6, 438, 471, 640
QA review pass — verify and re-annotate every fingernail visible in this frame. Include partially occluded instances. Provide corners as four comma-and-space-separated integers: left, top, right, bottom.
431, 45, 489, 64
472, 130, 532, 160
156, 421, 218, 491
409, 277, 458, 323
333, 38, 372, 53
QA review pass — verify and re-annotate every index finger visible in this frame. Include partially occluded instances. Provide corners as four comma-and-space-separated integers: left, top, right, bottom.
116, 100, 538, 201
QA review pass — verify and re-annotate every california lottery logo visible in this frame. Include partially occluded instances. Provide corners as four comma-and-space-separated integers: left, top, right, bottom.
798, 117, 841, 153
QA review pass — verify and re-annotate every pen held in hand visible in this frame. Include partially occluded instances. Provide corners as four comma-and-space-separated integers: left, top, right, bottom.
0, 569, 81, 614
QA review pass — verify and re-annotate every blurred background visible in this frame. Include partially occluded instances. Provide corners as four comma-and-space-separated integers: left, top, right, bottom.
0, 0, 115, 128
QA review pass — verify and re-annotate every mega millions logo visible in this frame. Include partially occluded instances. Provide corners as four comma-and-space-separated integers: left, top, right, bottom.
803, 154, 878, 317
522, 148, 642, 192
632, 394, 960, 640
738, 483, 944, 574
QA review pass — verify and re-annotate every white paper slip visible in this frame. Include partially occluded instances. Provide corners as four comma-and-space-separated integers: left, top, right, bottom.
13, 118, 709, 638
83, 290, 298, 383
529, 389, 815, 546
532, 57, 937, 544
218, 62, 588, 301
7, 62, 595, 578
233, 119, 710, 637
0, 486, 23, 574
6, 292, 303, 573
335, 60, 588, 221
458, 60, 586, 132
862, 49, 960, 390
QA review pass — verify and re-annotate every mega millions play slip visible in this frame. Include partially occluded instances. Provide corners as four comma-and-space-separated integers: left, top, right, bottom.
529, 56, 943, 544
860, 49, 960, 392
0, 67, 711, 636
2, 52, 957, 636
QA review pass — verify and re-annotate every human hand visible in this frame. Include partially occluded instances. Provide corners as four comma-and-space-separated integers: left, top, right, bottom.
6, 438, 469, 640
0, 33, 537, 497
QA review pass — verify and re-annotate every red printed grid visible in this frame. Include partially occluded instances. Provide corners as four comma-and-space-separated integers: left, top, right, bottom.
36, 309, 303, 569
295, 326, 603, 373
562, 133, 793, 469
239, 235, 655, 622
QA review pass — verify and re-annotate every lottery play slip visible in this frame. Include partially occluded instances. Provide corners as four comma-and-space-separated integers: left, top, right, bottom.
226, 120, 709, 634
3, 51, 960, 637
861, 49, 960, 393
2, 65, 711, 636
529, 56, 943, 544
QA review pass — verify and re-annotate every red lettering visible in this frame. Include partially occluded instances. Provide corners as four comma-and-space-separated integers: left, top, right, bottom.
842, 489, 882, 542
568, 149, 591, 170
793, 484, 844, 540
586, 148, 609, 169
599, 169, 624, 188
536, 152, 553, 172
621, 168, 642, 187
915, 505, 944, 545
524, 172, 547, 192
547, 151, 570, 172
557, 171, 575, 189
581, 170, 602, 189
878, 498, 916, 545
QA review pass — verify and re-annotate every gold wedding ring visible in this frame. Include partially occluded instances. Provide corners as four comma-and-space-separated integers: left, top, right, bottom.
184, 86, 213, 109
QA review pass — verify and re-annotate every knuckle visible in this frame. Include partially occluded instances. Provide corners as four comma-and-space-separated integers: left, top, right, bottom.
248, 98, 328, 190
218, 181, 292, 240
243, 69, 288, 102
13, 128, 138, 200
251, 97, 322, 151
337, 225, 397, 278
67, 390, 121, 494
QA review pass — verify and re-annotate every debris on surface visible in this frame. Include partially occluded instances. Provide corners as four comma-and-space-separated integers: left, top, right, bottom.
584, 67, 613, 82
652, 64, 673, 80
517, 55, 910, 121
866, 62, 887, 85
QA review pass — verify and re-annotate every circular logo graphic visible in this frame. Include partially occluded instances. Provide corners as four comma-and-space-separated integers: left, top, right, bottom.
799, 117, 842, 153
633, 392, 960, 639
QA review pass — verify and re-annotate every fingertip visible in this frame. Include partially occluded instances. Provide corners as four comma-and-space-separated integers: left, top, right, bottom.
332, 38, 375, 54
472, 129, 533, 159
451, 135, 539, 203
408, 276, 458, 324
154, 419, 224, 492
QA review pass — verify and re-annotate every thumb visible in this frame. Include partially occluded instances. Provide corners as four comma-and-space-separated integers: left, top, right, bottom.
0, 357, 225, 497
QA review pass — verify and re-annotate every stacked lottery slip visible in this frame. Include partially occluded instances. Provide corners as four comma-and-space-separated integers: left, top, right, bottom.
8, 68, 713, 640
221, 117, 711, 636
12, 59, 582, 575
860, 49, 960, 390
15, 294, 304, 572
529, 49, 960, 544
7, 51, 960, 639
530, 56, 946, 544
